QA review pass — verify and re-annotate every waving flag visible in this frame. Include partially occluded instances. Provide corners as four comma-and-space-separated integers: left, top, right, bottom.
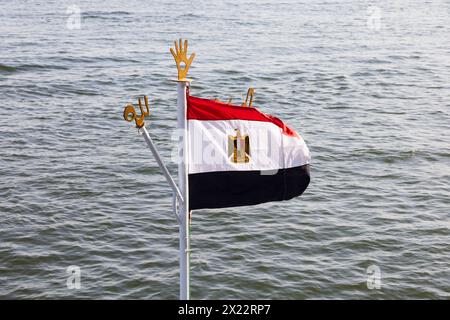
188, 95, 310, 210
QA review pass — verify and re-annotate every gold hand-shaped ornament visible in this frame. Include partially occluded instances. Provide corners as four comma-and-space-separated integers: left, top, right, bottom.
123, 95, 150, 128
170, 39, 195, 81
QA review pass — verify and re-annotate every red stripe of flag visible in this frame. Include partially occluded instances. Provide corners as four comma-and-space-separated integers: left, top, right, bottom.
187, 95, 299, 138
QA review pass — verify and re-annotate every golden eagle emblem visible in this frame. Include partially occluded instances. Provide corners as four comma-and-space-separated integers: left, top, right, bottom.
228, 129, 250, 163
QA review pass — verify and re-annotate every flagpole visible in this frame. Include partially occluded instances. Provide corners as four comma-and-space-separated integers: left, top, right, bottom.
169, 38, 195, 300
177, 80, 190, 300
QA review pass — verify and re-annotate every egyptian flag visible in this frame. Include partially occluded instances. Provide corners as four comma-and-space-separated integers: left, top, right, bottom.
188, 95, 310, 210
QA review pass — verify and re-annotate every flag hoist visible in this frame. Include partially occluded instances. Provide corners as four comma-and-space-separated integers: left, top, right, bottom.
122, 39, 310, 300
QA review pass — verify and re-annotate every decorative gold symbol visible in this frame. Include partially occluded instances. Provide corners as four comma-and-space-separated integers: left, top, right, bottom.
242, 88, 255, 107
214, 88, 254, 107
123, 95, 150, 128
170, 39, 196, 81
214, 97, 233, 104
228, 129, 250, 163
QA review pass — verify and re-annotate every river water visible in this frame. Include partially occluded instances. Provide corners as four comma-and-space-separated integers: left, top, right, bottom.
0, 0, 449, 299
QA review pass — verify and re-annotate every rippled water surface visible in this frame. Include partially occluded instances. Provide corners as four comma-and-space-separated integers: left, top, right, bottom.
1, 0, 449, 299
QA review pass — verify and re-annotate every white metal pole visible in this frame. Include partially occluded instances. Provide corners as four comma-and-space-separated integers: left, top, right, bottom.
177, 80, 190, 300
139, 126, 184, 205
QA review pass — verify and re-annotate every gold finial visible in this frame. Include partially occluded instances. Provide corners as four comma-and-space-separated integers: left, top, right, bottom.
170, 39, 195, 81
242, 88, 255, 107
123, 95, 150, 128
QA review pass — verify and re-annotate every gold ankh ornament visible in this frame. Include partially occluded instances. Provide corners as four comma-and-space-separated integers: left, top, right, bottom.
123, 95, 150, 128
170, 39, 195, 81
